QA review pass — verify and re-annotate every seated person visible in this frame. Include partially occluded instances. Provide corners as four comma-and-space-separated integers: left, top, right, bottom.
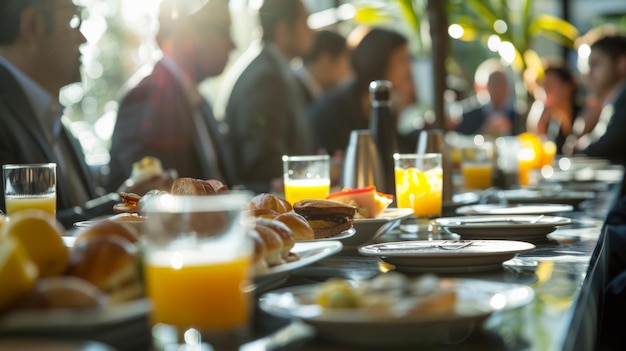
526, 61, 581, 154
308, 27, 417, 157
456, 58, 519, 136
293, 30, 351, 107
0, 0, 165, 228
107, 0, 236, 192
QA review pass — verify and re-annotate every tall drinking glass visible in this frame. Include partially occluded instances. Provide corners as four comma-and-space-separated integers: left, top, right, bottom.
394, 154, 442, 234
282, 155, 330, 205
142, 193, 253, 351
3, 163, 56, 216
461, 142, 494, 190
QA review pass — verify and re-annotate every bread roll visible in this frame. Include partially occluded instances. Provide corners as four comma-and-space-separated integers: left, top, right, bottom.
248, 230, 268, 274
17, 276, 107, 310
255, 219, 295, 258
170, 178, 217, 195
248, 194, 292, 214
253, 223, 284, 266
67, 236, 142, 303
245, 208, 280, 219
275, 212, 315, 241
74, 220, 139, 245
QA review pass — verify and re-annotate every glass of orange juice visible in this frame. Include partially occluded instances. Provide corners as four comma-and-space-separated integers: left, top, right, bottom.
394, 153, 443, 218
461, 143, 494, 190
142, 192, 253, 351
282, 155, 330, 205
3, 163, 56, 216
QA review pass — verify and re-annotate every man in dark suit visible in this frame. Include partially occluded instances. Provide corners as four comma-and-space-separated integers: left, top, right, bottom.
293, 30, 351, 107
0, 0, 120, 227
107, 0, 236, 191
215, 0, 315, 193
581, 35, 626, 165
456, 58, 519, 136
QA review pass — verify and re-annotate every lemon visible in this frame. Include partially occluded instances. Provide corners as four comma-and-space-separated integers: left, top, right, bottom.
2, 209, 68, 277
0, 236, 39, 312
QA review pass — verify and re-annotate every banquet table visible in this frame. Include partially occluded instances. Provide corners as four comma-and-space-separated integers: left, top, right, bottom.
0, 167, 624, 351
250, 176, 624, 351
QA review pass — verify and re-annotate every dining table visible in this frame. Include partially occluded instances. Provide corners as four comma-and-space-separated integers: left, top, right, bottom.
0, 162, 624, 351
248, 166, 625, 351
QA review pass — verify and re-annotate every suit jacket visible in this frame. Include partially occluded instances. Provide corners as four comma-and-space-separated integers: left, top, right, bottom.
584, 86, 626, 165
219, 44, 314, 193
107, 60, 235, 191
0, 63, 106, 227
457, 98, 519, 136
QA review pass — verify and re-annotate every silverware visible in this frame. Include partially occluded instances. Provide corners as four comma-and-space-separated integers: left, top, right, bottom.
440, 215, 546, 226
375, 240, 474, 251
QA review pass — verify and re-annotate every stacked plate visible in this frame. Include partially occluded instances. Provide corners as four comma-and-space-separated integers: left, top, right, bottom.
359, 240, 535, 273
432, 215, 573, 243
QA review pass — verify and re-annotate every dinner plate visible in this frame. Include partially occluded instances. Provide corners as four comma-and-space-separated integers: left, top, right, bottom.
456, 203, 574, 216
432, 215, 573, 242
359, 240, 535, 274
498, 189, 595, 208
0, 299, 151, 351
298, 228, 356, 243
346, 208, 414, 249
259, 278, 534, 347
255, 241, 342, 292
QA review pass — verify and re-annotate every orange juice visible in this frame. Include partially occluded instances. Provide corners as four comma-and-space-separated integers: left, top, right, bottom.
145, 254, 251, 330
5, 194, 56, 216
284, 179, 330, 205
518, 147, 536, 186
461, 164, 492, 189
395, 167, 442, 216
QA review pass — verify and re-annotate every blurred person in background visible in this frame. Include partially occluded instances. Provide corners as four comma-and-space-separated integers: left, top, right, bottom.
308, 27, 416, 157
578, 34, 626, 164
293, 29, 351, 107
215, 0, 314, 193
456, 58, 519, 136
107, 0, 236, 192
526, 61, 581, 154
0, 0, 158, 227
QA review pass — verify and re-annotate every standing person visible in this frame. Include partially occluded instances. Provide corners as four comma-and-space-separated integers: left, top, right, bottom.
456, 58, 519, 136
215, 0, 315, 193
308, 27, 416, 156
107, 0, 236, 191
579, 35, 626, 164
0, 0, 160, 227
293, 30, 351, 107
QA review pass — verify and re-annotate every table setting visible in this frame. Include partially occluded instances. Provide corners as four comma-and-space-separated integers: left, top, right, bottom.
0, 139, 624, 351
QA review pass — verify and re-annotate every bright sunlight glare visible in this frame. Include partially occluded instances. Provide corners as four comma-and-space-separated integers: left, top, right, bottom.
448, 24, 464, 39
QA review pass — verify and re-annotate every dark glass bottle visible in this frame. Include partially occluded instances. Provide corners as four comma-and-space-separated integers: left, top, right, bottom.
369, 80, 397, 200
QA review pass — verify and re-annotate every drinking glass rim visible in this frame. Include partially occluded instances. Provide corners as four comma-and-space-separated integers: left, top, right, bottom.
393, 153, 441, 160
141, 191, 252, 213
282, 155, 330, 162
2, 163, 57, 170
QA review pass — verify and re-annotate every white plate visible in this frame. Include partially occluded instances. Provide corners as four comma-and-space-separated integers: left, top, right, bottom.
0, 299, 151, 351
259, 278, 534, 347
456, 204, 574, 216
499, 189, 595, 207
359, 240, 535, 274
346, 208, 414, 249
298, 228, 356, 243
255, 241, 342, 291
432, 215, 573, 241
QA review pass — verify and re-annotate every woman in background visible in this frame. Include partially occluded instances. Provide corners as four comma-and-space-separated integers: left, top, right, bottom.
526, 62, 581, 154
308, 27, 416, 157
